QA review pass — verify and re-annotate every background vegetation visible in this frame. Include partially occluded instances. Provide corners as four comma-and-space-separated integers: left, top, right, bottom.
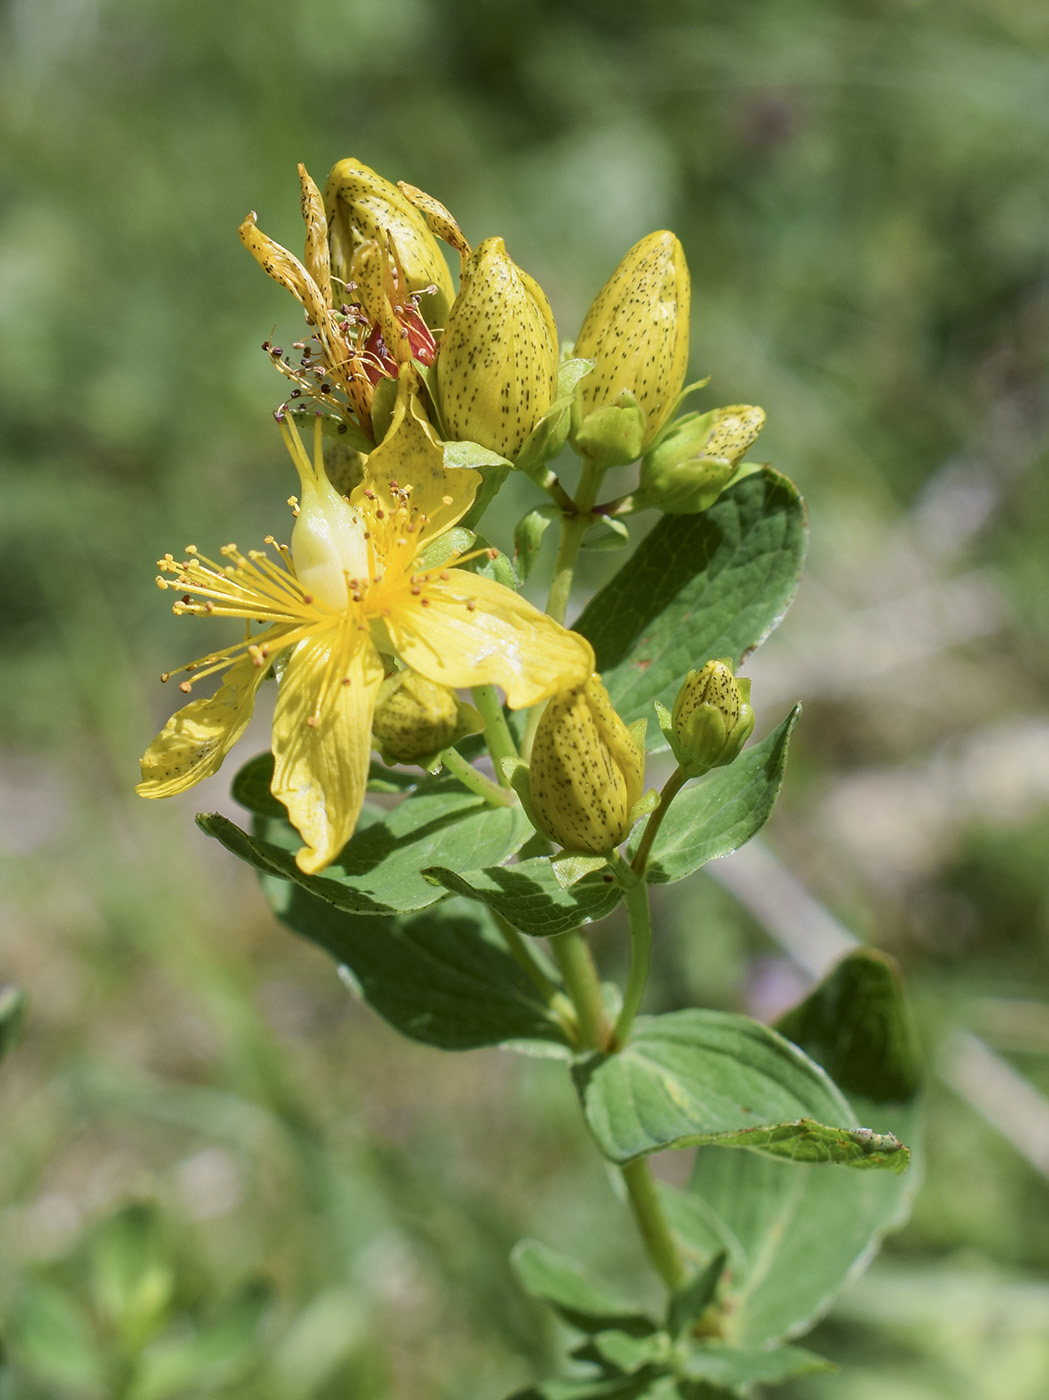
2, 1, 1048, 1395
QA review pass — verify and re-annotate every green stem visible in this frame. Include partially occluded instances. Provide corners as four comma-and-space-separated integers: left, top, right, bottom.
550, 929, 609, 1051
472, 685, 517, 785
610, 866, 652, 1050
493, 914, 577, 1032
620, 1158, 688, 1291
440, 746, 514, 806
630, 766, 687, 877
545, 456, 604, 627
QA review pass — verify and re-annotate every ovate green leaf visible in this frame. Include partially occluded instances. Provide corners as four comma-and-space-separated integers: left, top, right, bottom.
574, 1010, 905, 1167
265, 883, 571, 1054
631, 709, 799, 882
574, 468, 806, 724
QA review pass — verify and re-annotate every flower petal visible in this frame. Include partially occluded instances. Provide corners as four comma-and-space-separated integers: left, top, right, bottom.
386, 571, 594, 709
136, 655, 268, 799
270, 631, 385, 874
353, 374, 479, 545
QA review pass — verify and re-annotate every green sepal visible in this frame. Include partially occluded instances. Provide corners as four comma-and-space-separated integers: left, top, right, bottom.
513, 357, 594, 480
571, 390, 647, 471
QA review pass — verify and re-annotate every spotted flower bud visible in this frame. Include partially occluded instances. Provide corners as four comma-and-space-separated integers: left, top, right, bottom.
323, 158, 456, 328
658, 659, 755, 778
636, 405, 766, 514
572, 232, 690, 462
528, 675, 646, 855
436, 237, 559, 459
372, 672, 465, 765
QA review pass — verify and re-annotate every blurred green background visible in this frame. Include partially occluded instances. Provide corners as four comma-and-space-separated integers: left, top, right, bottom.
2, 0, 1049, 1395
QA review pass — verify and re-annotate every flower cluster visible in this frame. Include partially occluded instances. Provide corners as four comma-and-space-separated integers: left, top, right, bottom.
139, 156, 766, 873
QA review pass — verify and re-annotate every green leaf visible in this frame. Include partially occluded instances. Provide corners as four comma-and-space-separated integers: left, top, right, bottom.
631, 709, 799, 883
511, 1240, 656, 1336
423, 857, 623, 938
574, 468, 806, 724
573, 1010, 907, 1167
662, 952, 922, 1347
265, 884, 571, 1053
89, 1203, 173, 1350
201, 774, 534, 917
506, 1373, 677, 1400
134, 1279, 272, 1400
7, 1278, 107, 1390
582, 1331, 671, 1373
775, 948, 923, 1104
0, 985, 26, 1062
678, 1343, 834, 1386
666, 1251, 726, 1339
514, 504, 558, 582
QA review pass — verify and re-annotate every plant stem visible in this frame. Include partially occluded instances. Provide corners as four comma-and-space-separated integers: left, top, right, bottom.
493, 914, 578, 1032
610, 868, 652, 1050
472, 685, 518, 785
620, 1158, 688, 1292
630, 766, 688, 877
545, 456, 603, 627
440, 746, 514, 806
550, 929, 609, 1051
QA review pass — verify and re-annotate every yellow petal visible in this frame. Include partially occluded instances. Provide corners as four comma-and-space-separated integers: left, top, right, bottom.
136, 655, 268, 799
238, 212, 328, 327
270, 632, 385, 874
297, 163, 333, 309
352, 374, 479, 544
385, 571, 594, 709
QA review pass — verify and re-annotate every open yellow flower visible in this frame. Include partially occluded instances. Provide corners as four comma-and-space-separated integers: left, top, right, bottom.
137, 377, 595, 874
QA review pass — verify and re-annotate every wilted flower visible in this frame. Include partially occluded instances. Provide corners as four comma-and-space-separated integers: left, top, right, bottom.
240, 164, 440, 441
137, 376, 594, 873
324, 157, 458, 329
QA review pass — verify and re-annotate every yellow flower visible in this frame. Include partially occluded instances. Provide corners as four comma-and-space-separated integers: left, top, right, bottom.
239, 164, 439, 441
137, 377, 594, 874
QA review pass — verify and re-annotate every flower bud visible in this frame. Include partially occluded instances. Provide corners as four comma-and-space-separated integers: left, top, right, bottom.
371, 672, 461, 764
572, 231, 690, 456
323, 158, 456, 328
528, 675, 645, 854
436, 237, 559, 459
660, 659, 754, 777
636, 405, 765, 514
